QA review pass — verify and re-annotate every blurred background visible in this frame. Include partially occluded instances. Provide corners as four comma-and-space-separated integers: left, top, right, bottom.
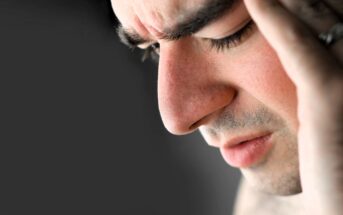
0, 0, 240, 214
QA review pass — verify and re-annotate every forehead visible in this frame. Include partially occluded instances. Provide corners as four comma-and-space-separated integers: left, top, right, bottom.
111, 0, 213, 32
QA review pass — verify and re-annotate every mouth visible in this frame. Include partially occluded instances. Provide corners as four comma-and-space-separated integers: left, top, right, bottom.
219, 133, 273, 168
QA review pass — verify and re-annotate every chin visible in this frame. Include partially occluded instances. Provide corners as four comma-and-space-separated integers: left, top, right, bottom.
242, 168, 303, 196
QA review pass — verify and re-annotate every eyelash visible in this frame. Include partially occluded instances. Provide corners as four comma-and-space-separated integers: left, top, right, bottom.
141, 20, 254, 62
209, 20, 254, 51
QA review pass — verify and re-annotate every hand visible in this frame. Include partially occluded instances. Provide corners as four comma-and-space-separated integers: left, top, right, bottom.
243, 0, 343, 214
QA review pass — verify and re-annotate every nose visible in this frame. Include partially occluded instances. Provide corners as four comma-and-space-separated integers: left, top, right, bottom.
157, 38, 236, 135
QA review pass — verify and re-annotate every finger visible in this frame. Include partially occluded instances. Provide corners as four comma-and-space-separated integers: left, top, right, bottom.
322, 0, 343, 59
244, 0, 341, 90
278, 0, 343, 61
324, 0, 343, 16
279, 0, 338, 32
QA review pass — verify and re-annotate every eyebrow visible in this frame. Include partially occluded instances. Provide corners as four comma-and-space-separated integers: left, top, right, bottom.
117, 0, 237, 48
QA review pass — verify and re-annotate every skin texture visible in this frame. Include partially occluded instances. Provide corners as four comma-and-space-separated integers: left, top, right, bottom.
112, 0, 300, 195
112, 0, 343, 214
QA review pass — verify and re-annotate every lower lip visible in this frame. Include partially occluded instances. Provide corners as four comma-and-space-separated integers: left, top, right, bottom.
220, 134, 273, 168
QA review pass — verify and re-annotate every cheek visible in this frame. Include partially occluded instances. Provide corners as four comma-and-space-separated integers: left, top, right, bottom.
244, 38, 295, 104
217, 32, 298, 131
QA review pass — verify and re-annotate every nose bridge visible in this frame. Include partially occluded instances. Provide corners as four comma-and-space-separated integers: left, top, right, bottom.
159, 40, 207, 102
158, 39, 235, 135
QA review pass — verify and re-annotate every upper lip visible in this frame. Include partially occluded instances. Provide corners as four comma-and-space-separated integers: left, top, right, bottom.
223, 132, 271, 148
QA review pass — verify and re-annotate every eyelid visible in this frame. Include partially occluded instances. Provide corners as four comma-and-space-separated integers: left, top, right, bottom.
208, 18, 252, 40
138, 18, 253, 60
207, 20, 254, 51
137, 18, 252, 49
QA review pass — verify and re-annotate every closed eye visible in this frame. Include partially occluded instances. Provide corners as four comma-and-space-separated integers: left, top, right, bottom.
141, 19, 254, 62
208, 19, 254, 51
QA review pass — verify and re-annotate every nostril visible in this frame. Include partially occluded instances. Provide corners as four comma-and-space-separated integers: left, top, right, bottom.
189, 113, 214, 131
189, 120, 201, 131
188, 91, 237, 131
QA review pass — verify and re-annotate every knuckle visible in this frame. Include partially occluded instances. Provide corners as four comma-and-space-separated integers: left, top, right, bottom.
281, 0, 333, 19
303, 1, 332, 21
324, 0, 343, 15
284, 21, 312, 44
304, 0, 327, 14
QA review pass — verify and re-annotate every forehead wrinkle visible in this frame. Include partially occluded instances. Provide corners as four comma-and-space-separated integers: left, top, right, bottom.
150, 10, 165, 31
130, 0, 172, 41
116, 0, 237, 46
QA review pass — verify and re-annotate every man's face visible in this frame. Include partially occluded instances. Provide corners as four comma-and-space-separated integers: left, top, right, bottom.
112, 0, 301, 195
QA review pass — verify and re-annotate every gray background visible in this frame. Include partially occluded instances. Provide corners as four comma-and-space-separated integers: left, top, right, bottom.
0, 0, 240, 214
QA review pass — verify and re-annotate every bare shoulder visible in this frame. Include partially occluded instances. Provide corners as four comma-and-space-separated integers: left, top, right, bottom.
233, 178, 304, 215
